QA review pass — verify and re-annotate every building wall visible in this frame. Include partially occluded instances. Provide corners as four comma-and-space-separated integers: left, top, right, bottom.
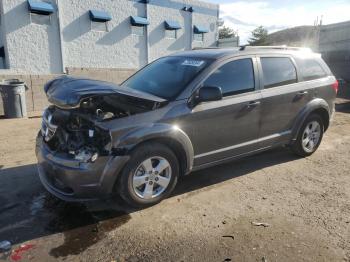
148, 0, 219, 61
319, 21, 350, 52
59, 0, 148, 70
187, 0, 219, 49
318, 21, 350, 81
0, 0, 218, 74
148, 0, 188, 62
1, 0, 63, 74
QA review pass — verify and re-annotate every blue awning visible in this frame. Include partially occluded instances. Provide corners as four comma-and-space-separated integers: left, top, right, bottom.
194, 25, 209, 34
89, 10, 112, 22
130, 16, 149, 26
27, 0, 54, 15
165, 20, 181, 30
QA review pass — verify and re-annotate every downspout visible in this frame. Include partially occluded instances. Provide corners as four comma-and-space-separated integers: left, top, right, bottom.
189, 8, 193, 50
55, 0, 66, 74
216, 4, 219, 47
145, 2, 149, 65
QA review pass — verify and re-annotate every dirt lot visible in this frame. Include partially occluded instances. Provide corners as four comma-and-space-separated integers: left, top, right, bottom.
0, 89, 350, 262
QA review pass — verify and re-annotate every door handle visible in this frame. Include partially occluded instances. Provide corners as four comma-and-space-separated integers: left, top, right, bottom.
296, 91, 308, 96
246, 101, 261, 108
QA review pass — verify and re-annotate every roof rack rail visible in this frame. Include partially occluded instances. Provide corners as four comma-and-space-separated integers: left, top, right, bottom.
239, 45, 312, 52
192, 47, 220, 50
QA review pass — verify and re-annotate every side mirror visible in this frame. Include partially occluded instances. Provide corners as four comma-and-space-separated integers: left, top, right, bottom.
198, 86, 222, 102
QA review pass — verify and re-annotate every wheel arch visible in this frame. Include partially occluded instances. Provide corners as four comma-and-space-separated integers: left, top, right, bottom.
115, 124, 194, 176
291, 98, 330, 142
129, 137, 189, 177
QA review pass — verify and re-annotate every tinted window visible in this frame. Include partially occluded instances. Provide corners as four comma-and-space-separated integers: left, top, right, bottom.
204, 58, 255, 96
299, 59, 327, 81
261, 57, 297, 88
122, 56, 210, 100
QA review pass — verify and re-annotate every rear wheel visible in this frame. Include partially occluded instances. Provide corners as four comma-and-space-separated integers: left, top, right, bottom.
291, 114, 324, 157
118, 143, 179, 208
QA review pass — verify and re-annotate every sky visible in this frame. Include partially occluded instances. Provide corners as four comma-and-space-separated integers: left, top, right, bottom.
206, 0, 350, 44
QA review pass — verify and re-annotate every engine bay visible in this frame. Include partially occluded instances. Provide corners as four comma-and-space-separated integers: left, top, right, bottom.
41, 94, 161, 162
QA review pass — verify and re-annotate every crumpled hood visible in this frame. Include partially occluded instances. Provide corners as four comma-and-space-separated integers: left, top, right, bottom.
44, 76, 166, 109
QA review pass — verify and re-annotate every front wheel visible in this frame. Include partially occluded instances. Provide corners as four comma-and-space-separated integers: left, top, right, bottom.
118, 143, 179, 208
291, 114, 324, 157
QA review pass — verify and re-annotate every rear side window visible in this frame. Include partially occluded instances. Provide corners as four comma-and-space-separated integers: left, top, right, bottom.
298, 59, 327, 81
204, 58, 255, 97
261, 57, 297, 88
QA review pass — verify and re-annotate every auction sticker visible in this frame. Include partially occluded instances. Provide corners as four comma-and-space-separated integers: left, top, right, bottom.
182, 60, 205, 67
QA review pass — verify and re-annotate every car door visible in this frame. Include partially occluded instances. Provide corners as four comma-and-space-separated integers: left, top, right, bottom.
184, 57, 263, 167
257, 55, 312, 147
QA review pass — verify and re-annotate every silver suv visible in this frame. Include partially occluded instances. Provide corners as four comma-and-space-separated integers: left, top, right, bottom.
36, 46, 338, 207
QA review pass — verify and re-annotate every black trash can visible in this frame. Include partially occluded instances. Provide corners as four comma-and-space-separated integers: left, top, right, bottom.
0, 79, 28, 118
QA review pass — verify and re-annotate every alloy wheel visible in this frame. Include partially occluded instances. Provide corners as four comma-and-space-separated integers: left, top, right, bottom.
132, 156, 172, 199
302, 121, 321, 153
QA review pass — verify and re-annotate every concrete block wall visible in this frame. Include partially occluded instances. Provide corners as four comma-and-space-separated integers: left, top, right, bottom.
0, 74, 61, 116
0, 68, 136, 116
66, 67, 136, 84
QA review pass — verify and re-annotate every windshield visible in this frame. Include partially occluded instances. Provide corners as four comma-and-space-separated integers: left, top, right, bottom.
122, 56, 211, 100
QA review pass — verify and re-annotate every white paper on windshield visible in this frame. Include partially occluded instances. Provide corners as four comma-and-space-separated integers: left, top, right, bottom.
181, 60, 205, 67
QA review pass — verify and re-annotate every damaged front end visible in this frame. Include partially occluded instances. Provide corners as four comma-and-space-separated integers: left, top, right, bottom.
41, 76, 166, 162
36, 76, 166, 200
41, 105, 111, 163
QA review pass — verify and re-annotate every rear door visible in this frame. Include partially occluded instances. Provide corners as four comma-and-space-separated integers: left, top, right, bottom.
184, 57, 262, 167
257, 55, 312, 147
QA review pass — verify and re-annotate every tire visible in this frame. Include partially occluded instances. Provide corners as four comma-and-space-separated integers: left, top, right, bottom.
291, 114, 324, 157
118, 142, 179, 208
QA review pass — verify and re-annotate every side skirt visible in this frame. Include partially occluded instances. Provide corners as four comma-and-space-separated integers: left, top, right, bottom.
189, 144, 285, 174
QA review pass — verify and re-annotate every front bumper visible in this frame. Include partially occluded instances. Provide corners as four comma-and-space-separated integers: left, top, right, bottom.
35, 133, 130, 202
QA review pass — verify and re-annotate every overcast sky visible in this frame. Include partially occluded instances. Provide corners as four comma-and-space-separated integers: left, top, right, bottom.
206, 0, 350, 43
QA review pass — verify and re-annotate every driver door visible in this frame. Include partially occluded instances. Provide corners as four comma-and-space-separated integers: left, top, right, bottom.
184, 57, 262, 167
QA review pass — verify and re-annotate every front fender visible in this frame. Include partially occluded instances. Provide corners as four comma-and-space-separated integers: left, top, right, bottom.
113, 123, 194, 174
291, 98, 330, 142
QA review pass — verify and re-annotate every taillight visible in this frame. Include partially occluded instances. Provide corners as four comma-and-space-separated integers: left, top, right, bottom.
332, 80, 339, 94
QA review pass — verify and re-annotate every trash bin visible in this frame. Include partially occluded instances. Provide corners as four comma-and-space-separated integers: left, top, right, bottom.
0, 79, 28, 118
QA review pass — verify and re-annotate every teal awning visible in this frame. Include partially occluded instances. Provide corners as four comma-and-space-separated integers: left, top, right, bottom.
130, 16, 149, 26
194, 25, 209, 34
165, 20, 181, 30
89, 10, 112, 22
28, 0, 54, 15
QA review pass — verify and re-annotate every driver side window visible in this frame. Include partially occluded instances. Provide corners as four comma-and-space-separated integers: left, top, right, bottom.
204, 58, 255, 97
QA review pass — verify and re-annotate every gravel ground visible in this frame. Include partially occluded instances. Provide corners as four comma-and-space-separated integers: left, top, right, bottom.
0, 89, 349, 262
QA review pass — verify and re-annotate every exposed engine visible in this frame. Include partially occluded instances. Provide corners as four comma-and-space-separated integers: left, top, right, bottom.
41, 94, 160, 162
41, 76, 167, 162
41, 106, 110, 163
